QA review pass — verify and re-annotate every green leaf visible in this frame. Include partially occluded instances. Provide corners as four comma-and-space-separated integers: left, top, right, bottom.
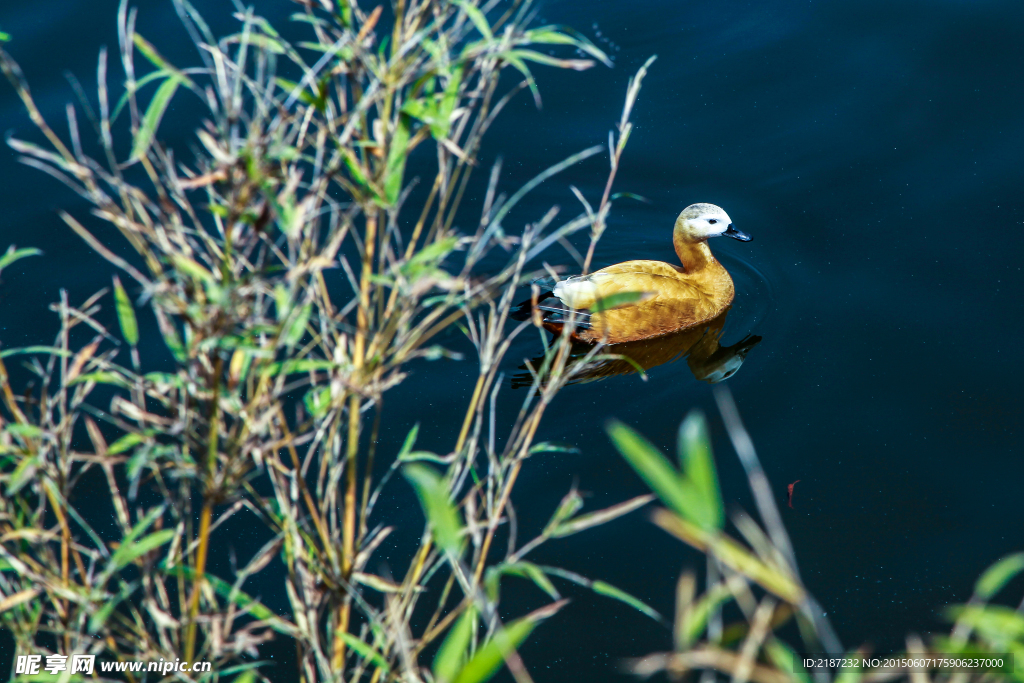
109, 529, 174, 572
765, 640, 811, 683
0, 30, 10, 43
591, 580, 664, 623
68, 371, 132, 388
549, 494, 654, 538
543, 489, 584, 536
338, 633, 390, 674
283, 304, 312, 347
947, 604, 1024, 643
131, 74, 183, 161
113, 276, 139, 346
452, 616, 537, 683
383, 114, 412, 206
975, 552, 1024, 600
434, 606, 477, 683
398, 424, 420, 460
487, 562, 561, 602
677, 411, 723, 531
108, 432, 148, 455
0, 246, 42, 276
589, 290, 652, 313
528, 441, 579, 456
606, 420, 706, 527
403, 464, 463, 555
454, 0, 493, 40
524, 26, 612, 67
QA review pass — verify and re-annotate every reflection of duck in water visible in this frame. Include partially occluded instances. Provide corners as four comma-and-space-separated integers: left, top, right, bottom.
511, 308, 761, 388
511, 203, 751, 343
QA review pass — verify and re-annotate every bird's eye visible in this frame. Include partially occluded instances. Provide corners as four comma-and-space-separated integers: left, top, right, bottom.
708, 219, 718, 225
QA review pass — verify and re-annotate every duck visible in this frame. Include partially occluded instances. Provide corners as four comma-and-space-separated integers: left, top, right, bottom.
511, 203, 751, 344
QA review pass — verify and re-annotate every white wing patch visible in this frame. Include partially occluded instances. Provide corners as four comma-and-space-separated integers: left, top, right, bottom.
552, 273, 614, 309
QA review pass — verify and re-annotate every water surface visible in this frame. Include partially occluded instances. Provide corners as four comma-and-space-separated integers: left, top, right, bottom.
2, 0, 1023, 680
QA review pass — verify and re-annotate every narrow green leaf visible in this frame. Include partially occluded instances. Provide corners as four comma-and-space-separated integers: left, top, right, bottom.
678, 410, 723, 531
0, 345, 71, 359
0, 246, 42, 275
589, 290, 652, 313
765, 640, 811, 683
68, 371, 132, 388
403, 464, 463, 555
396, 424, 419, 461
528, 441, 579, 456
543, 489, 583, 536
284, 304, 311, 347
109, 529, 174, 572
108, 432, 148, 455
454, 0, 493, 40
434, 606, 477, 683
975, 552, 1024, 600
131, 75, 183, 161
6, 456, 39, 496
383, 114, 412, 206
113, 276, 139, 346
591, 580, 664, 623
489, 562, 561, 601
606, 420, 705, 525
452, 616, 536, 683
550, 494, 654, 538
339, 633, 390, 674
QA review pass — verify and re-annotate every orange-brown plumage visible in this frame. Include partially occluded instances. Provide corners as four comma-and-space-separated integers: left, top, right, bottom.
529, 203, 751, 344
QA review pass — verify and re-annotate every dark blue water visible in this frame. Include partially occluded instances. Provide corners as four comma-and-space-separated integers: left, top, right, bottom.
2, 1, 1023, 680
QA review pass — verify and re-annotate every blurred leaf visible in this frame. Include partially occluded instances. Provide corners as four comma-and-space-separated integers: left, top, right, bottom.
383, 114, 412, 206
524, 26, 612, 67
283, 304, 311, 347
68, 371, 132, 388
6, 456, 39, 496
403, 464, 463, 555
528, 441, 579, 456
454, 0, 493, 40
590, 290, 652, 313
339, 633, 390, 673
652, 510, 805, 604
679, 581, 733, 647
132, 34, 194, 86
487, 561, 560, 601
591, 580, 664, 623
677, 411, 723, 531
452, 603, 564, 683
765, 640, 811, 683
113, 276, 139, 346
550, 494, 654, 538
108, 432, 148, 455
398, 423, 420, 459
303, 386, 331, 418
434, 606, 477, 683
131, 74, 183, 161
606, 420, 707, 527
947, 604, 1024, 644
0, 588, 39, 615
109, 529, 174, 572
543, 488, 583, 536
975, 552, 1024, 600
0, 30, 9, 42
0, 246, 41, 276
223, 32, 286, 54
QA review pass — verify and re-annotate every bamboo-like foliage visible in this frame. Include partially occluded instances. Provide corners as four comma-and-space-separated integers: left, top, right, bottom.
611, 388, 1024, 683
0, 1, 670, 681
